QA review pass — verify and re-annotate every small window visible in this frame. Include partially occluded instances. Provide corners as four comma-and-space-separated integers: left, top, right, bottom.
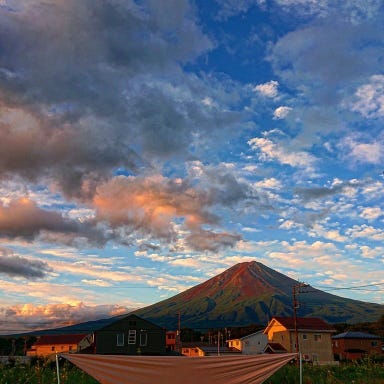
302, 334, 308, 340
128, 330, 137, 344
314, 334, 322, 341
140, 333, 148, 346
117, 333, 125, 346
51, 346, 55, 351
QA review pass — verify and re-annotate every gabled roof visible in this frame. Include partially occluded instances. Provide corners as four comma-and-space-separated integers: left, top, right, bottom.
264, 343, 287, 354
265, 317, 335, 333
240, 330, 266, 341
332, 331, 380, 340
34, 334, 88, 346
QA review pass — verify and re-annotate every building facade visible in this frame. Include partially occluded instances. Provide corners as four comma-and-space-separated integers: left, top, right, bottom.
27, 334, 89, 357
94, 314, 166, 355
227, 330, 268, 354
264, 317, 335, 364
332, 331, 382, 360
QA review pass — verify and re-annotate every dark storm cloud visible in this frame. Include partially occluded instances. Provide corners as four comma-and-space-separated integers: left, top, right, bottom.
0, 247, 52, 279
0, 0, 245, 201
0, 198, 106, 246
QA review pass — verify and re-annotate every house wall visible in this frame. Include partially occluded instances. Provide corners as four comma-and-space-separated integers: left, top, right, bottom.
268, 330, 292, 353
181, 347, 204, 357
242, 333, 268, 354
227, 339, 241, 351
333, 338, 382, 360
95, 315, 166, 355
298, 331, 334, 362
27, 342, 79, 357
266, 323, 334, 362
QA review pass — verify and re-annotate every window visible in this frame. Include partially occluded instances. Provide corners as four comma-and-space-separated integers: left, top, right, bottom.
140, 333, 148, 346
314, 334, 322, 341
128, 330, 137, 344
372, 341, 378, 347
51, 346, 55, 351
302, 334, 308, 340
117, 333, 125, 346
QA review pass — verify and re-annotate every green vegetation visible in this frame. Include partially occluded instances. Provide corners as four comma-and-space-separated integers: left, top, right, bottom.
0, 357, 383, 384
265, 359, 384, 384
0, 358, 98, 384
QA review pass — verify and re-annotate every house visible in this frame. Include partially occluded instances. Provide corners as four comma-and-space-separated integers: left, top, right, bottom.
264, 316, 335, 364
227, 330, 268, 354
26, 334, 89, 357
166, 330, 177, 352
181, 342, 241, 357
93, 314, 166, 355
332, 331, 382, 361
263, 342, 287, 354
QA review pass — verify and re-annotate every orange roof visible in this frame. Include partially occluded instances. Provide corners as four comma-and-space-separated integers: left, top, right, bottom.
34, 334, 88, 346
271, 317, 335, 331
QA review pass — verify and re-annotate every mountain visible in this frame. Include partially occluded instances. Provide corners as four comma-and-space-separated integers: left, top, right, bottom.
132, 261, 384, 329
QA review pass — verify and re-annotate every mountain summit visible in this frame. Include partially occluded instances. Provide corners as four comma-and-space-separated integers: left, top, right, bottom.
134, 261, 383, 329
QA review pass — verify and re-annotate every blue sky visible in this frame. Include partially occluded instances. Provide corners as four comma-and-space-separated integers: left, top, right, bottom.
0, 0, 383, 333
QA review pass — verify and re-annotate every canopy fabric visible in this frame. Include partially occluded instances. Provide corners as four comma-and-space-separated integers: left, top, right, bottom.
62, 353, 296, 384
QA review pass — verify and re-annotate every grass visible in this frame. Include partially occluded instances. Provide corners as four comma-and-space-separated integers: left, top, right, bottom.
0, 357, 383, 383
265, 359, 384, 384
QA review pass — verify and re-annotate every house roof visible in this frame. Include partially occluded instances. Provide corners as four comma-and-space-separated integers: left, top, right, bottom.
332, 331, 380, 340
264, 343, 287, 353
34, 334, 88, 346
181, 343, 240, 354
240, 330, 266, 341
266, 317, 335, 332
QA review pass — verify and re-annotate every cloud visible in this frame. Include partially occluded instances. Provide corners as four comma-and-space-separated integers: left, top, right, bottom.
0, 198, 106, 246
273, 106, 292, 119
253, 80, 279, 98
185, 230, 241, 252
0, 302, 130, 334
348, 75, 384, 118
340, 135, 384, 165
360, 207, 383, 221
248, 137, 317, 172
0, 247, 52, 279
294, 179, 365, 202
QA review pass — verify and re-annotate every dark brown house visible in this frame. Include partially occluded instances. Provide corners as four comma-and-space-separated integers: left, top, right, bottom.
332, 331, 382, 360
94, 314, 166, 355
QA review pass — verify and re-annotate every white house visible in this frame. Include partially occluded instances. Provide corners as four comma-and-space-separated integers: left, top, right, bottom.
227, 330, 268, 354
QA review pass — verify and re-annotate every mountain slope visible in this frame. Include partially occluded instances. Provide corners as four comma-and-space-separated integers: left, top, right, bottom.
133, 261, 384, 329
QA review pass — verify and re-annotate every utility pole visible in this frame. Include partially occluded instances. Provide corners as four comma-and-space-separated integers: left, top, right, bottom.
175, 312, 181, 353
292, 283, 308, 356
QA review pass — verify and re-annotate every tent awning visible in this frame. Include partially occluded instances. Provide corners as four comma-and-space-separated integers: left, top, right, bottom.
62, 352, 296, 384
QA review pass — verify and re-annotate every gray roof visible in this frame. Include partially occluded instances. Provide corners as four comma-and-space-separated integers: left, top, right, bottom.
332, 331, 380, 340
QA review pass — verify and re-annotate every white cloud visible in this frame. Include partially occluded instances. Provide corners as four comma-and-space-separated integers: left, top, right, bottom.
253, 80, 279, 98
248, 137, 317, 172
341, 136, 384, 165
273, 106, 292, 119
349, 75, 384, 118
360, 207, 383, 221
346, 225, 384, 241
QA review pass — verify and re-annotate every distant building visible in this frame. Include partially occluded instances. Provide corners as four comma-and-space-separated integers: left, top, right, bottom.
227, 330, 268, 354
332, 331, 382, 360
94, 314, 166, 355
27, 314, 166, 357
27, 334, 89, 357
166, 330, 177, 352
181, 342, 241, 357
264, 316, 335, 364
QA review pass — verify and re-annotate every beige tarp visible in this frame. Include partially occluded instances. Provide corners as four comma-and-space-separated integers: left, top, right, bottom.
62, 353, 296, 384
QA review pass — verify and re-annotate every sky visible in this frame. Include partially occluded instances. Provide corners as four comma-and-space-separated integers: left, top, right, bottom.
0, 0, 383, 334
